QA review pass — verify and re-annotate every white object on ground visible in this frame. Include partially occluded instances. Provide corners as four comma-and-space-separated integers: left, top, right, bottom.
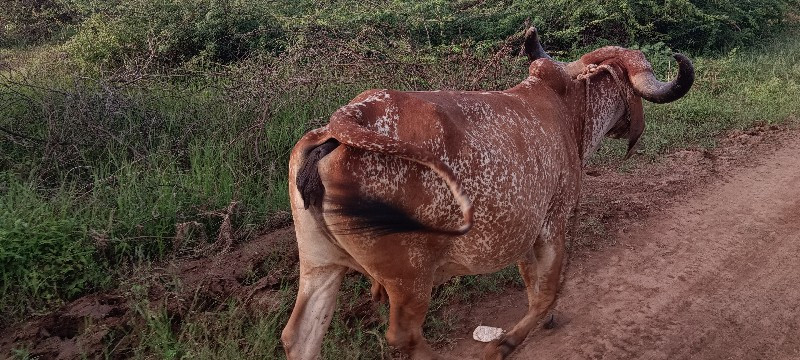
472, 325, 504, 342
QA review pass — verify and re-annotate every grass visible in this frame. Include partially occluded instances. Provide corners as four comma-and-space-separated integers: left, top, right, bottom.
125, 297, 290, 359
0, 176, 110, 314
1, 7, 799, 358
90, 266, 522, 360
0, 67, 363, 321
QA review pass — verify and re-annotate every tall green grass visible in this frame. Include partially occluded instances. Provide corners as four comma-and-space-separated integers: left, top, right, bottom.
0, 71, 362, 321
0, 175, 109, 315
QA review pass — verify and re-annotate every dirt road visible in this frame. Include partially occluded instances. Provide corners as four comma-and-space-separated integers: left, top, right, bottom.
448, 131, 800, 359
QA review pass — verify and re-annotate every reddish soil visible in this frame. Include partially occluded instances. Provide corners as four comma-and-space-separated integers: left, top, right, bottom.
444, 124, 800, 359
2, 123, 798, 359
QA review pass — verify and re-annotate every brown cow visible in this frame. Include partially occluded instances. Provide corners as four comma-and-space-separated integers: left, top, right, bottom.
282, 27, 694, 359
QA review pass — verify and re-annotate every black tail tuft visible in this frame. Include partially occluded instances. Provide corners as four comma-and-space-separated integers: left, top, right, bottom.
327, 194, 428, 236
297, 139, 433, 237
297, 139, 340, 209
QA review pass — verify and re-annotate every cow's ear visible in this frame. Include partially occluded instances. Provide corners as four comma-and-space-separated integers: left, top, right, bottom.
623, 96, 645, 160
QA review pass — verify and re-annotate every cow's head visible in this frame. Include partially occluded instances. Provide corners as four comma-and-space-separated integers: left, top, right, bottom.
523, 27, 694, 160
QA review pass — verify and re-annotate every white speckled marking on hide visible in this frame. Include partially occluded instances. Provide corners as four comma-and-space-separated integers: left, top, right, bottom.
582, 75, 626, 161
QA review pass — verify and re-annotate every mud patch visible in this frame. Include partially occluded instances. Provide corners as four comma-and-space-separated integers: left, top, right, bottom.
0, 227, 298, 359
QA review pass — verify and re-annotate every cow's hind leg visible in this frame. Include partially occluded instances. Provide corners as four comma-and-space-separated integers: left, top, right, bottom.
483, 209, 568, 360
369, 275, 389, 303
281, 262, 347, 360
383, 277, 439, 359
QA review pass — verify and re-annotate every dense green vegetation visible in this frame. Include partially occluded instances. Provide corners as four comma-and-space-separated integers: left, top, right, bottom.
2, 0, 799, 357
4, 0, 797, 62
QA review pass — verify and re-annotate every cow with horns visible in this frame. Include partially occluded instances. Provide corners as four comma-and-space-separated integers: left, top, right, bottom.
282, 26, 694, 359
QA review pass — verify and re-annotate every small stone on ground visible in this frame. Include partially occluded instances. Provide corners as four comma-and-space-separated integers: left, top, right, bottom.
472, 326, 504, 342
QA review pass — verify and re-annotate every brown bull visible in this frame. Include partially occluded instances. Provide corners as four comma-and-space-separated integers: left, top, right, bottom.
282, 27, 694, 359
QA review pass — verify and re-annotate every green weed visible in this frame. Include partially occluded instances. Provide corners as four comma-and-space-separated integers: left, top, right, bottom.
124, 297, 290, 359
0, 174, 110, 318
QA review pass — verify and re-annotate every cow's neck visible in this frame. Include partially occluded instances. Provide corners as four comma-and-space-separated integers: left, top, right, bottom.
578, 77, 625, 165
508, 73, 624, 166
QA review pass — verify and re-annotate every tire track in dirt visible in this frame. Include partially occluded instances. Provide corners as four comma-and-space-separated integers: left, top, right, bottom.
448, 131, 800, 359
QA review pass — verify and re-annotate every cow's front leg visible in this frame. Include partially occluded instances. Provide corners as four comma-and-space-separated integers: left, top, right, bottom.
484, 211, 568, 359
282, 262, 348, 360
384, 277, 439, 359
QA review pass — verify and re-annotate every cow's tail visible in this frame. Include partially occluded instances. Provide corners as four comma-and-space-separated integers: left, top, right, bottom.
295, 111, 474, 237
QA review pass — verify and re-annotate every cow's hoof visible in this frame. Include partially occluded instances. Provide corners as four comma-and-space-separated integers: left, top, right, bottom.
543, 313, 557, 329
483, 337, 517, 360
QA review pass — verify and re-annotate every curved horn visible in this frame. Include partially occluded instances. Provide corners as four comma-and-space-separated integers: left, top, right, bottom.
564, 47, 695, 104
522, 26, 551, 61
629, 53, 694, 104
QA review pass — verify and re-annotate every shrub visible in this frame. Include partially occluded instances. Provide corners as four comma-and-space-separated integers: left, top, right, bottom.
0, 0, 77, 46
59, 0, 799, 69
65, 0, 285, 67
258, 0, 799, 55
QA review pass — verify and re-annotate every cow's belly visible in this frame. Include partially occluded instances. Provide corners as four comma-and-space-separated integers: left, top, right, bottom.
414, 156, 561, 276
319, 118, 575, 280
442, 198, 549, 275
435, 147, 563, 275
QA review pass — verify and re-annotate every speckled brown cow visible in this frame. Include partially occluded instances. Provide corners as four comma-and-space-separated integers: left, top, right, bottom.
282, 27, 694, 359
